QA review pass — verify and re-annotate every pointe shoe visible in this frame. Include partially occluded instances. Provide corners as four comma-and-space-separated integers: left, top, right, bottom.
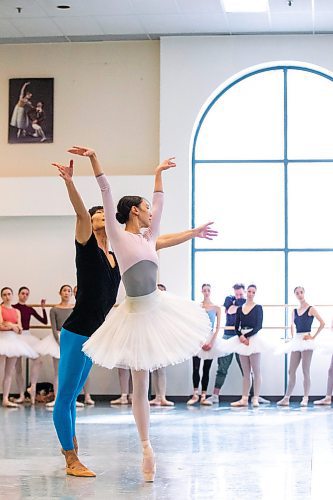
160, 398, 174, 407
300, 397, 309, 407
150, 398, 161, 406
277, 397, 290, 406
231, 398, 248, 407
314, 396, 332, 405
45, 400, 55, 408
252, 397, 259, 407
84, 397, 95, 406
187, 394, 199, 405
200, 396, 213, 406
110, 396, 128, 405
3, 400, 19, 408
142, 448, 156, 482
27, 387, 36, 405
12, 395, 25, 404
64, 449, 96, 477
76, 401, 84, 408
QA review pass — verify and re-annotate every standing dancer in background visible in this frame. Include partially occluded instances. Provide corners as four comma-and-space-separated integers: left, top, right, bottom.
222, 285, 265, 407
0, 287, 38, 407
75, 146, 211, 482
39, 285, 74, 407
12, 286, 47, 405
150, 284, 174, 407
51, 153, 216, 478
187, 284, 221, 406
207, 283, 246, 404
277, 286, 325, 407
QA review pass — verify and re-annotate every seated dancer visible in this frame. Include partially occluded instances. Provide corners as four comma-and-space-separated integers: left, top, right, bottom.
12, 286, 48, 405
51, 151, 217, 478
277, 286, 325, 407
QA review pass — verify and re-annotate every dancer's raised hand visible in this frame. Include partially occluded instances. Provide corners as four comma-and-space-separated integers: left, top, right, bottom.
68, 146, 96, 157
193, 222, 218, 240
156, 157, 176, 173
52, 160, 74, 183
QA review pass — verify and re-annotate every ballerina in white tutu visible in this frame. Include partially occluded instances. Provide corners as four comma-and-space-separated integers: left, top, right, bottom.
277, 286, 325, 407
0, 287, 38, 407
12, 286, 48, 405
188, 283, 221, 406
222, 284, 266, 408
69, 146, 211, 482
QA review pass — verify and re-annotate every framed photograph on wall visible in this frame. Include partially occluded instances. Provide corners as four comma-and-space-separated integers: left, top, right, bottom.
8, 78, 54, 144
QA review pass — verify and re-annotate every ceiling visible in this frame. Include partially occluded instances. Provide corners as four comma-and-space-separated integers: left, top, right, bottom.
1, 0, 333, 44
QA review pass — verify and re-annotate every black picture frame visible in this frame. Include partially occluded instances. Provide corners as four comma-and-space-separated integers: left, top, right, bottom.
8, 78, 54, 144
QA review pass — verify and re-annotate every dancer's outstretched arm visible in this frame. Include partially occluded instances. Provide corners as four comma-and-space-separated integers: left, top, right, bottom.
52, 159, 91, 245
156, 222, 218, 250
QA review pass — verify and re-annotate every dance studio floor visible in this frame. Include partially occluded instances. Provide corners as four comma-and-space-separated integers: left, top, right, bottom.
0, 402, 332, 500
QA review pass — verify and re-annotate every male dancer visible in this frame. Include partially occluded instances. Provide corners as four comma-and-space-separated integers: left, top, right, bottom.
52, 157, 217, 477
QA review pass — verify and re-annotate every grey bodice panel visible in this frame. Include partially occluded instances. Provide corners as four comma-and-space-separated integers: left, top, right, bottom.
122, 260, 158, 297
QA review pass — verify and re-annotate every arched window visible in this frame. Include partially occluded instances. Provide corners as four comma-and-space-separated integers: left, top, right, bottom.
192, 64, 333, 366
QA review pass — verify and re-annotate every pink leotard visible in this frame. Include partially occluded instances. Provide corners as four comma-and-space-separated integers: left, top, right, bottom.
96, 174, 163, 297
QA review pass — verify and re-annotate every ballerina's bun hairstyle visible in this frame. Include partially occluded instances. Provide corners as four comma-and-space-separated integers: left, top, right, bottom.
1, 287, 13, 296
247, 284, 257, 290
201, 283, 211, 289
116, 196, 143, 224
294, 286, 305, 293
59, 284, 72, 293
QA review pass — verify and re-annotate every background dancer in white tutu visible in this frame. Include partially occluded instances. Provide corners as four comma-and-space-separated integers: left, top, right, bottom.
12, 286, 47, 405
72, 146, 211, 482
277, 286, 325, 407
188, 284, 221, 406
0, 287, 38, 407
224, 284, 265, 408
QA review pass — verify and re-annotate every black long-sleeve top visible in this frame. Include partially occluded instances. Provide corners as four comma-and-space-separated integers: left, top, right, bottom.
235, 304, 263, 338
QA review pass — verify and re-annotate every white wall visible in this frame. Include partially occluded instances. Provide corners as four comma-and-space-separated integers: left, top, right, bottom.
159, 35, 333, 396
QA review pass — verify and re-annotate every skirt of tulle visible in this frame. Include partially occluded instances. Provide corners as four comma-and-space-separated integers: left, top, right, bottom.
20, 330, 42, 354
0, 331, 38, 358
83, 289, 211, 371
219, 331, 277, 356
275, 333, 316, 354
197, 333, 226, 360
38, 333, 60, 359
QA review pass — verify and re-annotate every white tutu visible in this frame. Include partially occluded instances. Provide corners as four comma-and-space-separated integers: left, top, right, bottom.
20, 330, 42, 355
0, 331, 38, 358
83, 289, 211, 371
197, 333, 226, 360
220, 331, 276, 356
275, 333, 316, 354
38, 332, 60, 359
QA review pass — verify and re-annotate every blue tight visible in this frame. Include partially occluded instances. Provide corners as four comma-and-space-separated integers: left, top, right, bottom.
53, 328, 92, 451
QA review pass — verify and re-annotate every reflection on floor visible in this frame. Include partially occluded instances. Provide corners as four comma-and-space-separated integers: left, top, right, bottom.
0, 402, 332, 499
